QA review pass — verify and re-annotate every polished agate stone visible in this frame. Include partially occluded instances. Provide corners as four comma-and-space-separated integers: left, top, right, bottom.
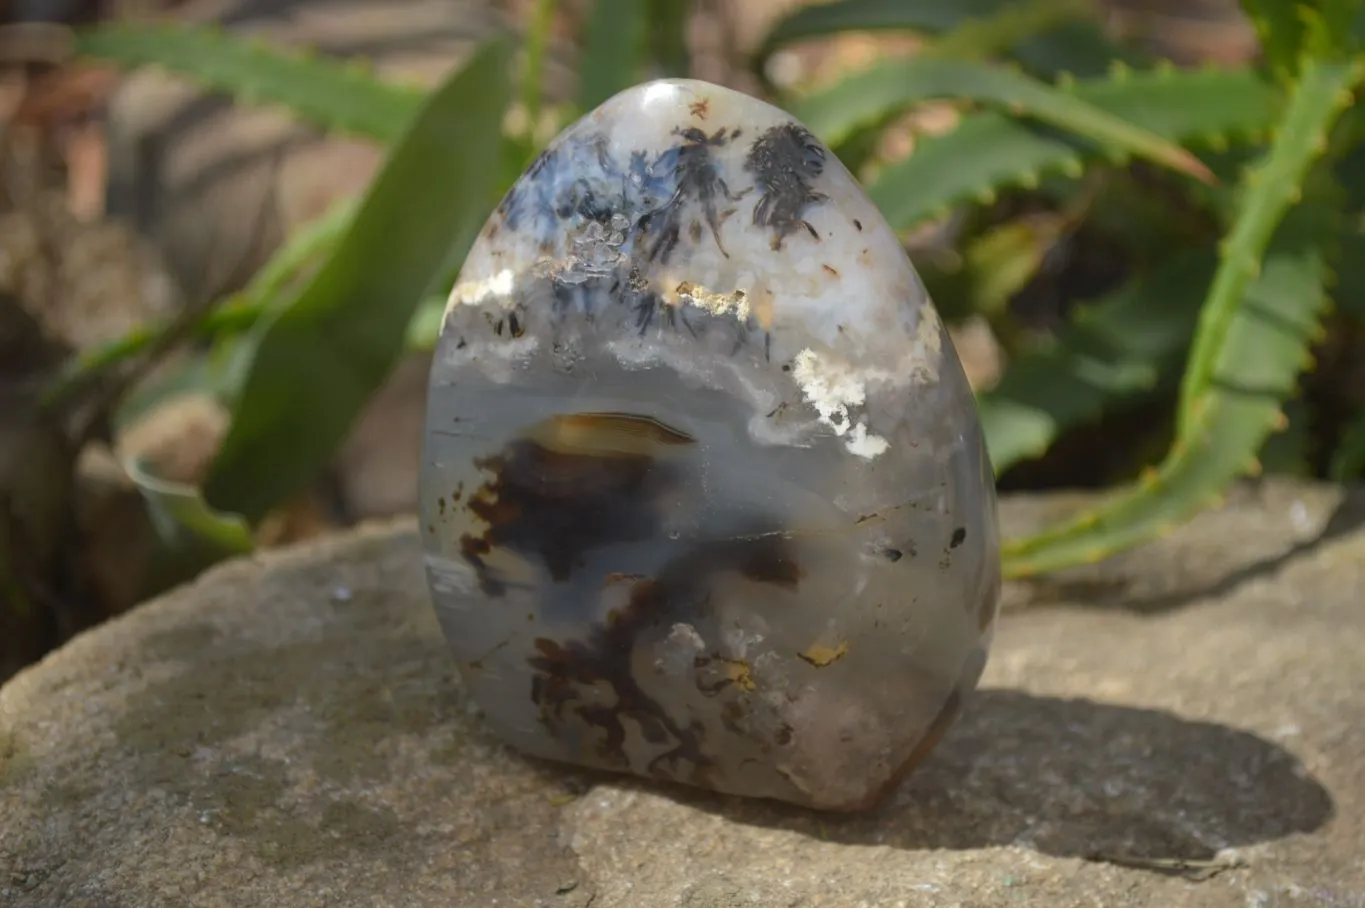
418, 79, 1000, 812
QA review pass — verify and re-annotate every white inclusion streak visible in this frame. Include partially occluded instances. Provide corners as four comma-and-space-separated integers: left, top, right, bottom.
846, 422, 890, 459
445, 267, 515, 315
791, 348, 890, 459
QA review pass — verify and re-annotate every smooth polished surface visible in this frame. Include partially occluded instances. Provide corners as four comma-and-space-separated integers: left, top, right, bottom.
419, 79, 999, 810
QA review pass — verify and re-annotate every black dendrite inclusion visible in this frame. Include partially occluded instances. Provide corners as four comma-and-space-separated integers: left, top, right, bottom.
641, 126, 745, 264
488, 119, 828, 352
745, 123, 828, 250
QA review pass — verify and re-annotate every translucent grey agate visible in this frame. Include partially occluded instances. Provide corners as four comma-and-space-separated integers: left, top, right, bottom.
419, 79, 1000, 812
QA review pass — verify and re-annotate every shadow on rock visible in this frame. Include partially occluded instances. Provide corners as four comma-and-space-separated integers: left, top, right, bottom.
649, 689, 1334, 865
91, 572, 1331, 884
1123, 484, 1365, 613
1016, 484, 1365, 617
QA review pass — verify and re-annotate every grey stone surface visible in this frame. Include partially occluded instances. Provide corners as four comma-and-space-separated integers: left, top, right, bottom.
2, 478, 1362, 907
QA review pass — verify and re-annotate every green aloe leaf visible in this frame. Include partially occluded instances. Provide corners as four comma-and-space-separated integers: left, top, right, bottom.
1304, 0, 1363, 59
1001, 55, 1362, 578
405, 295, 451, 351
865, 66, 1282, 231
121, 452, 259, 601
960, 216, 1070, 320
789, 56, 1215, 182
1003, 198, 1337, 577
1009, 20, 1145, 79
761, 0, 1005, 45
69, 197, 359, 406
577, 0, 649, 111
1244, 0, 1364, 76
1258, 397, 1315, 476
647, 0, 692, 77
1177, 57, 1363, 427
1240, 0, 1308, 78
1331, 227, 1365, 318
1329, 407, 1365, 481
755, 0, 1133, 79
923, 0, 1142, 78
924, 0, 1092, 61
126, 456, 255, 556
521, 0, 558, 132
73, 21, 424, 143
201, 39, 514, 524
979, 250, 1214, 474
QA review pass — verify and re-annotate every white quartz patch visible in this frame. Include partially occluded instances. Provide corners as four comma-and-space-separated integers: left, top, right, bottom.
791, 348, 890, 459
446, 267, 515, 313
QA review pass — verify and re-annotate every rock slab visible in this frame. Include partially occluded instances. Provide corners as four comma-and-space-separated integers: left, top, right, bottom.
2, 479, 1363, 907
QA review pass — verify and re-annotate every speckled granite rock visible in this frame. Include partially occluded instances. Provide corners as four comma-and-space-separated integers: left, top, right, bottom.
2, 479, 1362, 907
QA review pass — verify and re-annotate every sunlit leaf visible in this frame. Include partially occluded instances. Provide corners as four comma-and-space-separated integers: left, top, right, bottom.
865, 66, 1280, 231
979, 251, 1214, 474
126, 456, 254, 555
791, 56, 1214, 182
1002, 57, 1360, 577
74, 22, 422, 142
202, 39, 514, 523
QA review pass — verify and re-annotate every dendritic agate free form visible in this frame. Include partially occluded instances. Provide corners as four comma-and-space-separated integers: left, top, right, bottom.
419, 79, 1000, 812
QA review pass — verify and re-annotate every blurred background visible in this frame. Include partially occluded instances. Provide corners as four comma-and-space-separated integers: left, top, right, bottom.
0, 0, 1360, 681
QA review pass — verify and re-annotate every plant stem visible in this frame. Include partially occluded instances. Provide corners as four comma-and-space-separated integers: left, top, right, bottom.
48, 197, 357, 406
522, 0, 557, 135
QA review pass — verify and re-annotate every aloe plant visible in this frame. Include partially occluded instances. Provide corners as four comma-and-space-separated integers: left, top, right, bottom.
52, 0, 1365, 589
859, 65, 1282, 231
787, 56, 1216, 182
74, 22, 424, 142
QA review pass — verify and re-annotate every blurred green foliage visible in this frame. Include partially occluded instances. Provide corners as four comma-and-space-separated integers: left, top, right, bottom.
63, 0, 1365, 582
